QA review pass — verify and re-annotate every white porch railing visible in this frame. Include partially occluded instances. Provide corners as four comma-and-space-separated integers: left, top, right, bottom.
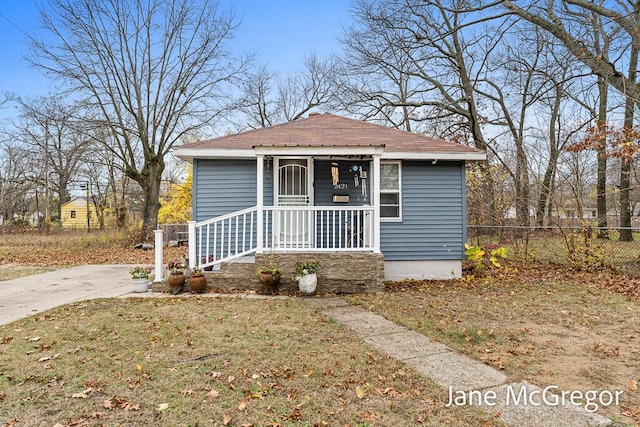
263, 206, 374, 251
188, 205, 375, 269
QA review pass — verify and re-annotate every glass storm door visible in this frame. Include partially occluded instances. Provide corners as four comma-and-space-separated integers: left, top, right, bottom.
275, 158, 312, 248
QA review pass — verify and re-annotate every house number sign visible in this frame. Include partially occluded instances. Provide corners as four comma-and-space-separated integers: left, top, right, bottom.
334, 183, 348, 190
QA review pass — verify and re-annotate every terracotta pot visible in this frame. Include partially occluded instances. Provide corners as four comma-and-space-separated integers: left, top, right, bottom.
189, 275, 207, 293
258, 272, 280, 294
168, 272, 185, 294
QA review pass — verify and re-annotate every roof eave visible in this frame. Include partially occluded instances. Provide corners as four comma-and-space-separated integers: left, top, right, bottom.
173, 148, 255, 162
173, 147, 487, 162
381, 151, 486, 161
253, 145, 385, 156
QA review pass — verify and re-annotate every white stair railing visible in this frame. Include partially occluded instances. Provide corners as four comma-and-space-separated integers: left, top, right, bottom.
191, 207, 258, 269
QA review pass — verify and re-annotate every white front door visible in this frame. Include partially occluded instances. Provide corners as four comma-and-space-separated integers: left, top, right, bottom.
274, 158, 312, 248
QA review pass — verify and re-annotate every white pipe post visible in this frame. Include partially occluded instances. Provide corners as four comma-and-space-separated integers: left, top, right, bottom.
188, 220, 197, 268
153, 229, 164, 282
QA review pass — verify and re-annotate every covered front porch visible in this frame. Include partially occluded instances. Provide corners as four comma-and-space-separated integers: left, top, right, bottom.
187, 146, 384, 271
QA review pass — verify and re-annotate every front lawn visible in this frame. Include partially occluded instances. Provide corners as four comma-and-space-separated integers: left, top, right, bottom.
0, 297, 499, 426
347, 265, 640, 426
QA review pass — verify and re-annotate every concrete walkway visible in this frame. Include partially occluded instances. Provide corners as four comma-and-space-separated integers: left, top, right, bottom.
304, 298, 611, 427
0, 266, 613, 426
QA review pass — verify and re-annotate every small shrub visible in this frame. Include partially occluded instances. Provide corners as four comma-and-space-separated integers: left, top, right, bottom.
564, 231, 614, 272
464, 243, 507, 276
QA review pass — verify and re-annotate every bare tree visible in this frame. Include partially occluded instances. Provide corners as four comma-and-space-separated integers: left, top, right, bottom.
0, 142, 33, 223
238, 54, 337, 129
28, 0, 249, 236
13, 96, 95, 221
500, 0, 640, 240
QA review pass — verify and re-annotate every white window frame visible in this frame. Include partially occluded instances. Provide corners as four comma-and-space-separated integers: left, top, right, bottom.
380, 161, 402, 222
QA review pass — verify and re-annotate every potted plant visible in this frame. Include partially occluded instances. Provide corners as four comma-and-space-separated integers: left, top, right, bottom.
166, 260, 186, 294
293, 259, 319, 295
188, 267, 207, 293
130, 266, 151, 293
257, 258, 282, 294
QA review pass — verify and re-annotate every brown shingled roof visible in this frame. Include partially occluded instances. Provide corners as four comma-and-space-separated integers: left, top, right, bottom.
180, 113, 483, 155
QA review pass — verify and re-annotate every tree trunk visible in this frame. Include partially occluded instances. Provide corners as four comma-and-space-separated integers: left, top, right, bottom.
515, 139, 530, 227
536, 148, 559, 227
596, 76, 609, 238
136, 157, 165, 240
619, 37, 638, 242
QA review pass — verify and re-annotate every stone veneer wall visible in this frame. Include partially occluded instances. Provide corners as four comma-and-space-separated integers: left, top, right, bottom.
207, 252, 385, 294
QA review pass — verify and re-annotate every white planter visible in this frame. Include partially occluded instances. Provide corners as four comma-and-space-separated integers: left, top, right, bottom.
298, 273, 317, 295
132, 278, 149, 293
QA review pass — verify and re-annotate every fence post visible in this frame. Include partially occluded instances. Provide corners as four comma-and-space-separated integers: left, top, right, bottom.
153, 229, 163, 283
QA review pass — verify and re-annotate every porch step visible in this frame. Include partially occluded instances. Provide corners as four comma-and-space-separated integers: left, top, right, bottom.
204, 258, 261, 291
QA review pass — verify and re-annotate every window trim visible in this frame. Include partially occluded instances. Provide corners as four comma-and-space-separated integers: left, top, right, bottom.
380, 160, 402, 222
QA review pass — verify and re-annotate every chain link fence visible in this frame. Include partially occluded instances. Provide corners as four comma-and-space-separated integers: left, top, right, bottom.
467, 225, 640, 270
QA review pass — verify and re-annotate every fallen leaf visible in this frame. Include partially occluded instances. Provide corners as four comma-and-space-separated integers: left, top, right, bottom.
238, 400, 247, 410
222, 413, 232, 425
629, 379, 637, 392
123, 402, 140, 411
355, 386, 366, 399
157, 403, 169, 412
208, 389, 220, 399
71, 387, 93, 399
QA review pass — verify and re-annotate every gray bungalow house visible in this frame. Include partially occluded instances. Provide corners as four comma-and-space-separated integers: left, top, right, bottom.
173, 113, 485, 293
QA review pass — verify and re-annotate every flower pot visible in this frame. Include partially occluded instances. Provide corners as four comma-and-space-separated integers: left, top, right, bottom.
258, 272, 280, 294
298, 273, 317, 295
132, 278, 149, 293
189, 275, 207, 293
167, 272, 185, 294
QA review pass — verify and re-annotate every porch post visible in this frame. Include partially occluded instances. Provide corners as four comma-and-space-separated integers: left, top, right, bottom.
372, 154, 381, 253
256, 155, 264, 253
188, 220, 196, 269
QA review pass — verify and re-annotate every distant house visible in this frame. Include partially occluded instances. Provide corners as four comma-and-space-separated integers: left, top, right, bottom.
173, 113, 485, 291
60, 197, 96, 230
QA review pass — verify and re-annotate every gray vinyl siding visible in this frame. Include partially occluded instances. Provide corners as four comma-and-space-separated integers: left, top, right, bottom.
193, 158, 466, 261
193, 159, 272, 221
313, 160, 371, 206
380, 161, 465, 261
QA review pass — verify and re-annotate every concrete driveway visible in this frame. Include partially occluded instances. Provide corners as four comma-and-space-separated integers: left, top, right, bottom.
0, 265, 134, 326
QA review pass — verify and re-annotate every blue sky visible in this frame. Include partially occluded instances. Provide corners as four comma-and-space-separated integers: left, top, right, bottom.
0, 0, 352, 99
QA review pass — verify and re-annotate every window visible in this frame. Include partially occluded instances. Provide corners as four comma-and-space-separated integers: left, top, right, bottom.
380, 161, 401, 220
70, 210, 77, 219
